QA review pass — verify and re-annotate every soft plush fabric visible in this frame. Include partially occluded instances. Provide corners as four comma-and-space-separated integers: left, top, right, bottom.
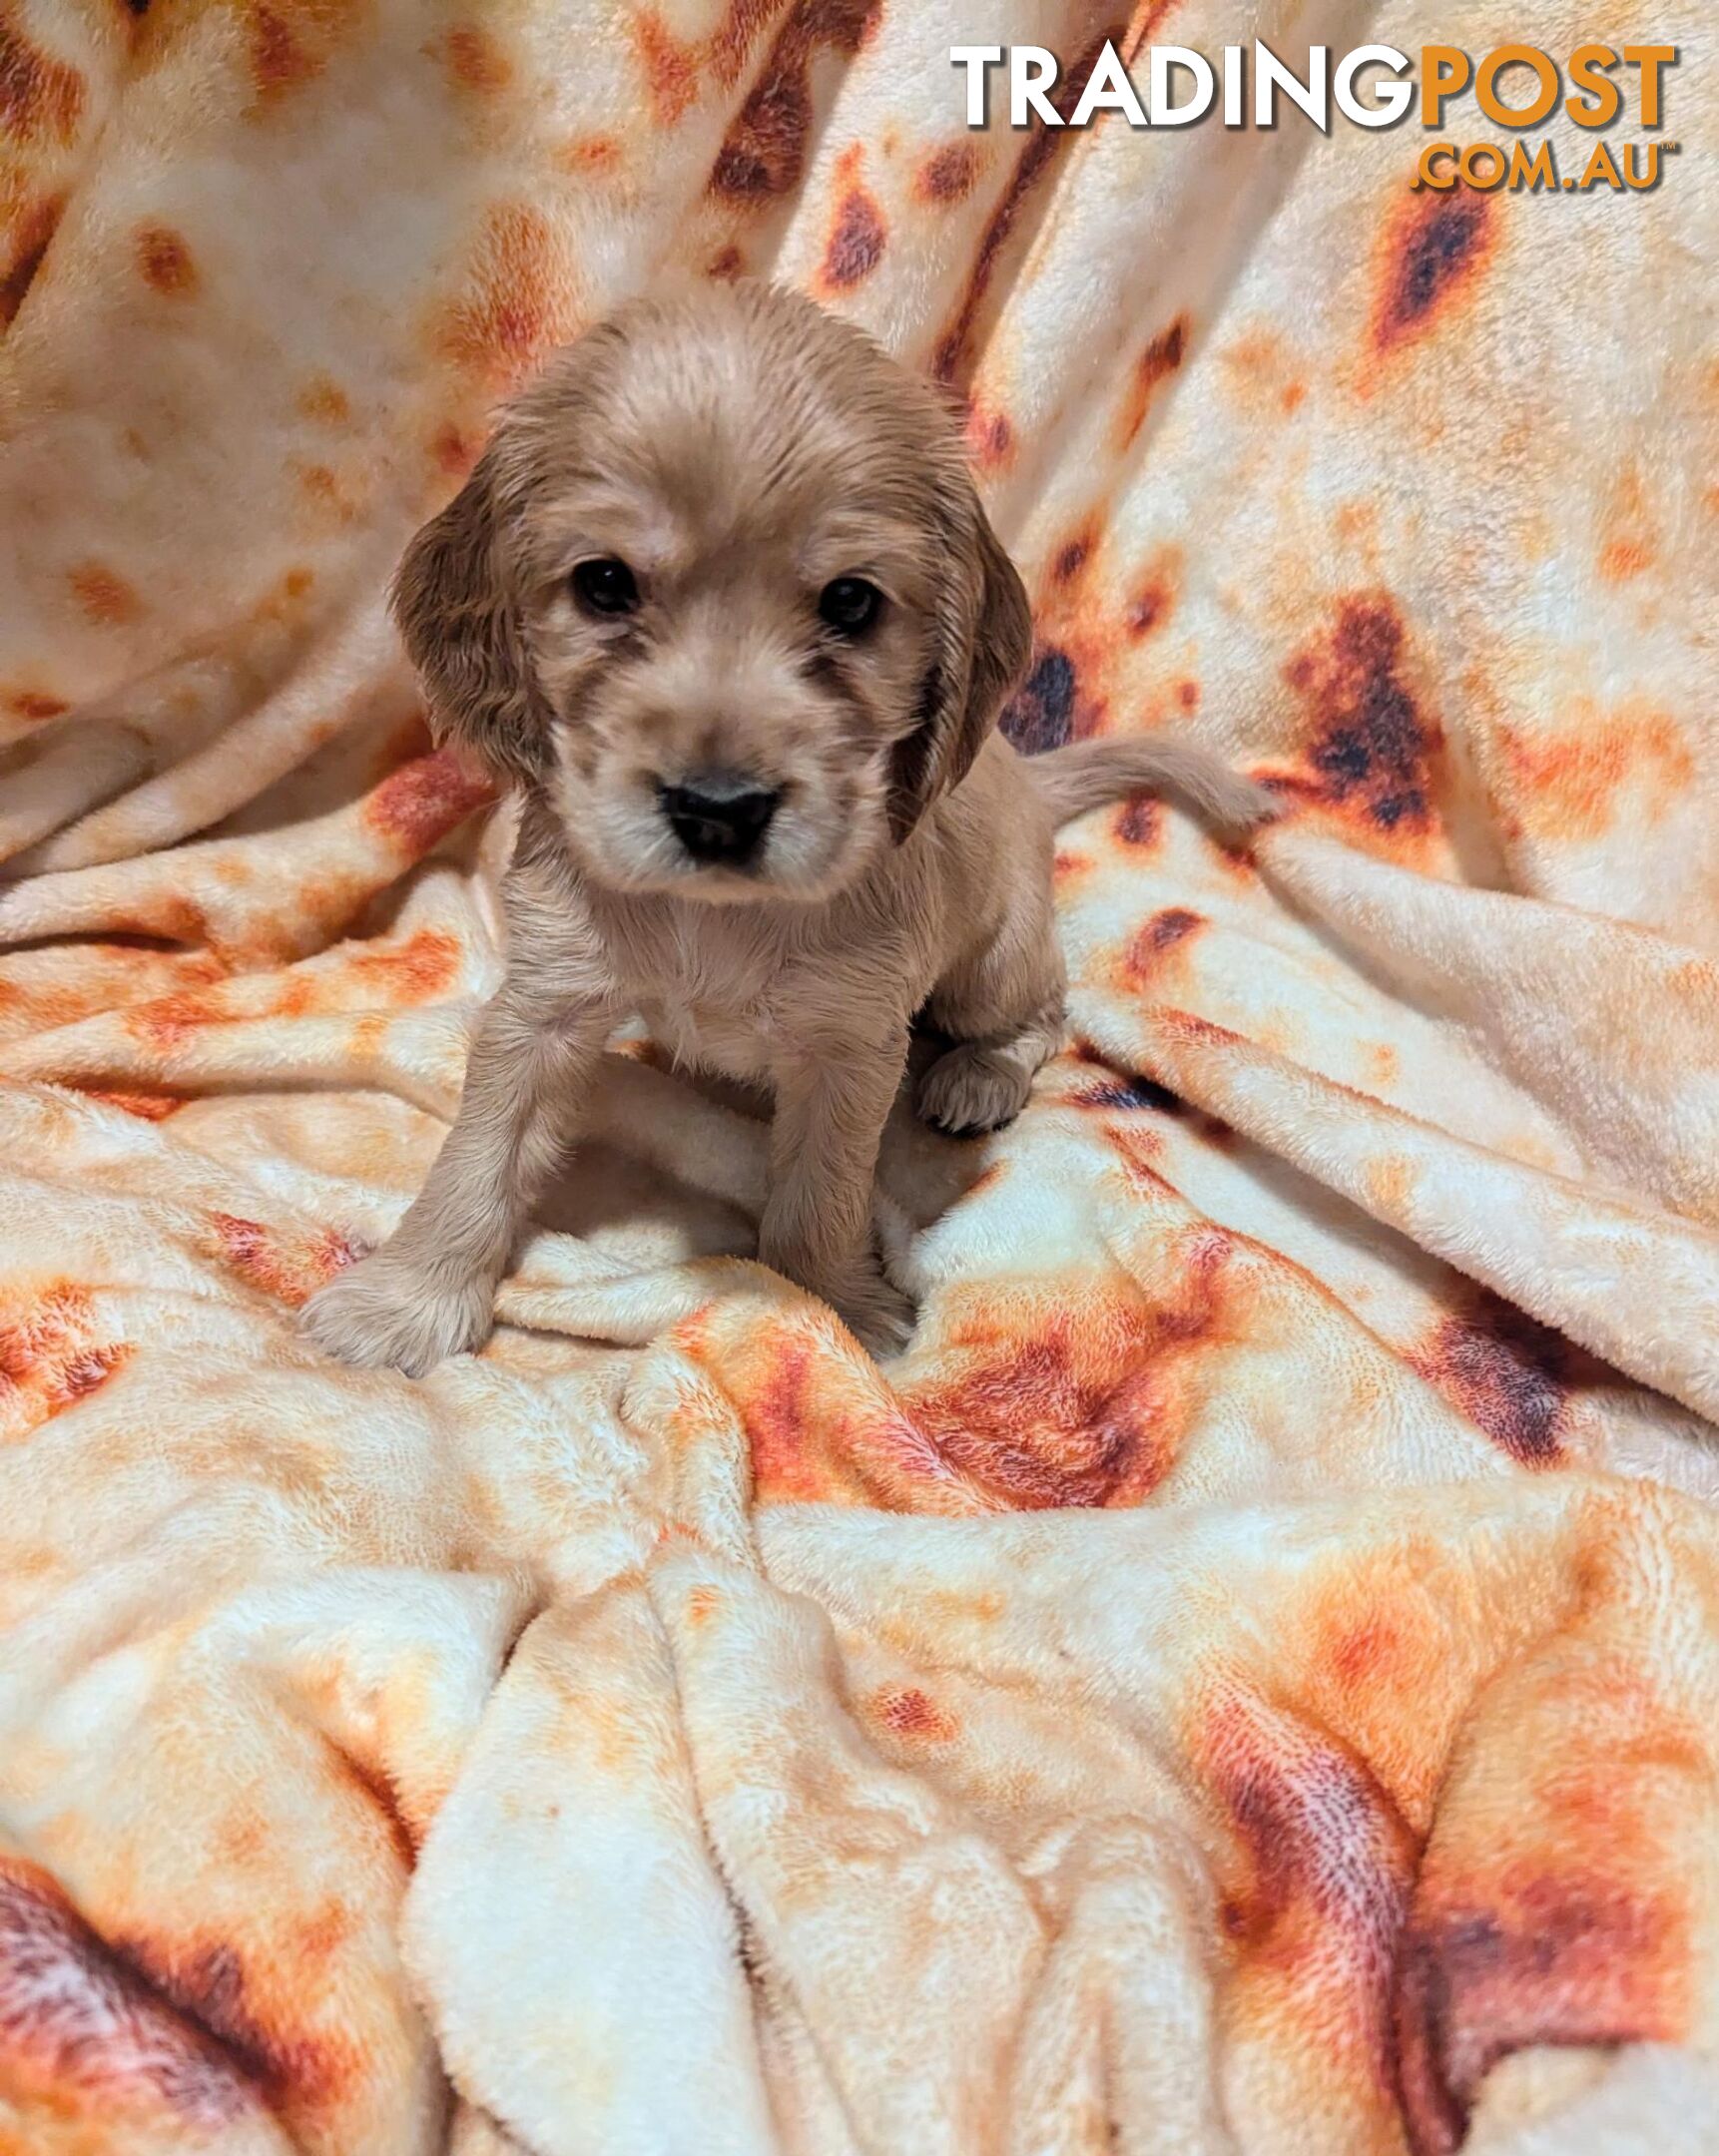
2, 2, 1716, 2150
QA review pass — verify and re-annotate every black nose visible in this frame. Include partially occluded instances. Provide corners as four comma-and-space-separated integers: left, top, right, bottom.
660, 774, 781, 864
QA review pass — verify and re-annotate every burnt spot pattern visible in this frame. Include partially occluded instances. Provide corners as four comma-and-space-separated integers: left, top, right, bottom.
1286, 596, 1440, 833
914, 141, 978, 205
819, 149, 883, 289
1397, 1877, 1690, 2155
0, 1858, 263, 2128
1206, 1694, 1417, 2104
211, 1215, 356, 1308
244, 0, 361, 112
441, 23, 511, 95
0, 1282, 133, 1438
1115, 312, 1189, 450
1123, 906, 1205, 983
5, 685, 69, 723
136, 223, 197, 296
68, 561, 144, 627
1, 190, 65, 325
361, 747, 495, 853
999, 647, 1075, 754
114, 1934, 352, 2115
872, 1686, 958, 1742
1413, 1289, 1599, 1466
0, 18, 85, 145
932, 28, 1118, 382
709, 0, 879, 203
1374, 184, 1495, 354
902, 1238, 1233, 1508
434, 202, 575, 392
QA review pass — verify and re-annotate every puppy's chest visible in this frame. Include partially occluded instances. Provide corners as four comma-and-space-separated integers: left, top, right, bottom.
615, 917, 791, 1082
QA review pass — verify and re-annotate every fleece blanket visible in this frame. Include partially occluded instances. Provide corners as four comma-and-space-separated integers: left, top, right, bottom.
2, 1, 1717, 2150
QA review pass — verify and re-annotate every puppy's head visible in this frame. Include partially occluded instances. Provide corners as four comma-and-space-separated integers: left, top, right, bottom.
392, 280, 1031, 902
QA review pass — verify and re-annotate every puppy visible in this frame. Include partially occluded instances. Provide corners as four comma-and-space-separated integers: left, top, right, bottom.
302, 279, 1272, 1371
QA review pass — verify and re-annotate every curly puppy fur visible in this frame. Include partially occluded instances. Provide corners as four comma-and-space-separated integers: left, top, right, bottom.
302, 280, 1274, 1369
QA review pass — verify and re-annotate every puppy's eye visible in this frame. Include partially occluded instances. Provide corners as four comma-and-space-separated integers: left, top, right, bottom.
572, 557, 641, 617
818, 576, 883, 637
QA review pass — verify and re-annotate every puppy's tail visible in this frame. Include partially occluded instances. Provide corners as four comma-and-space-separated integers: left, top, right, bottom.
1024, 738, 1277, 844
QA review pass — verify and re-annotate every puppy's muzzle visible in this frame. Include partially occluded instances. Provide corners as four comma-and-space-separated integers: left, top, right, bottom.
659, 773, 781, 865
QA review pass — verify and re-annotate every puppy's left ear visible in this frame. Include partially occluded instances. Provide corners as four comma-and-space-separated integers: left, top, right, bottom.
888, 485, 1033, 843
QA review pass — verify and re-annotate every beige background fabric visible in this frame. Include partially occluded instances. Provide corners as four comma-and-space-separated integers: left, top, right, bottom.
1, 2, 1717, 2150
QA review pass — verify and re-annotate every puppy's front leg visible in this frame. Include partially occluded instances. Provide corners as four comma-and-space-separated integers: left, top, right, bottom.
301, 982, 611, 1374
760, 1028, 913, 1359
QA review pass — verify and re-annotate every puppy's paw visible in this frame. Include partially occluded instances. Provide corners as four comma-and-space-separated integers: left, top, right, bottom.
916, 1042, 1033, 1139
299, 1251, 495, 1376
830, 1270, 915, 1362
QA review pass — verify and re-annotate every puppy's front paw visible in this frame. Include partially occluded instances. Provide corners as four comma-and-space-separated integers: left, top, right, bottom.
830, 1271, 915, 1362
299, 1251, 495, 1376
916, 1042, 1032, 1138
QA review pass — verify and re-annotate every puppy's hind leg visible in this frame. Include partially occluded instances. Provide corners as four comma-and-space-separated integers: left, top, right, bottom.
917, 877, 1066, 1139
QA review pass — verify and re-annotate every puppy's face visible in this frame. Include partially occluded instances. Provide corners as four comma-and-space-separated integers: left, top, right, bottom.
393, 282, 1030, 903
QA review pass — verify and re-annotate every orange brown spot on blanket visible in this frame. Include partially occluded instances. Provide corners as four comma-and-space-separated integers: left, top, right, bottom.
1412, 1289, 1594, 1466
903, 1248, 1232, 1508
1596, 461, 1655, 583
68, 561, 144, 627
211, 1215, 355, 1307
127, 988, 222, 1050
932, 28, 1117, 383
560, 131, 621, 176
0, 18, 85, 144
136, 222, 197, 295
0, 1857, 263, 2127
963, 402, 1013, 471
1113, 797, 1161, 848
1125, 547, 1179, 638
296, 374, 349, 425
999, 647, 1076, 754
1396, 1874, 1690, 2155
115, 1934, 354, 2117
820, 148, 884, 290
709, 0, 879, 201
442, 22, 511, 95
435, 203, 572, 392
1115, 312, 1189, 450
362, 748, 494, 853
633, 8, 699, 124
872, 1686, 958, 1743
0, 1281, 132, 1438
1373, 184, 1494, 355
346, 925, 461, 1001
746, 1337, 830, 1503
1205, 1695, 1416, 2102
244, 0, 360, 110
1050, 521, 1097, 589
0, 190, 66, 325
429, 419, 480, 477
79, 1087, 184, 1121
4, 685, 69, 722
1286, 596, 1440, 833
1500, 698, 1693, 843
1123, 906, 1205, 983
914, 141, 978, 204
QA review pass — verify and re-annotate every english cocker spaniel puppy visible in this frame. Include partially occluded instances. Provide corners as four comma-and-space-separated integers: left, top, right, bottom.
303, 279, 1272, 1367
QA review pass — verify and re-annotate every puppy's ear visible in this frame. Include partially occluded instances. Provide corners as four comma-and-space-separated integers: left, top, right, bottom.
390, 439, 549, 786
888, 485, 1032, 843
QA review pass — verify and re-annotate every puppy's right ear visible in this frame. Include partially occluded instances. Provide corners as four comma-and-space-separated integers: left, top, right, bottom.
389, 440, 549, 786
